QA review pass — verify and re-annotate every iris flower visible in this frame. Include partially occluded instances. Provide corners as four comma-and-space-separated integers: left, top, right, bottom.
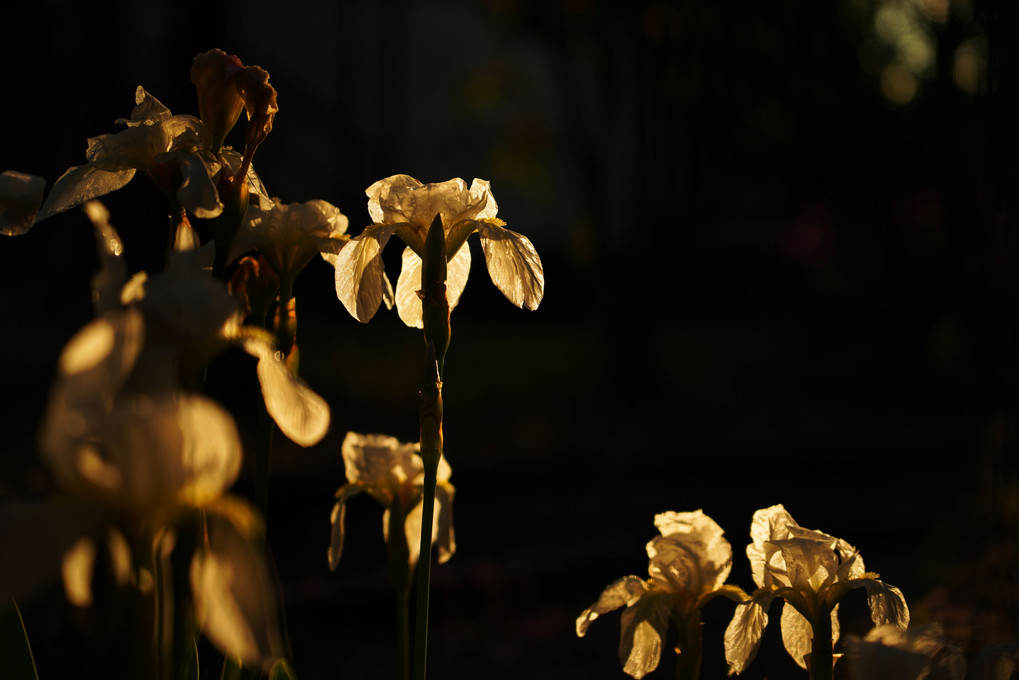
231, 197, 350, 283
333, 175, 544, 326
724, 505, 910, 677
328, 432, 455, 572
19, 203, 324, 670
577, 510, 745, 679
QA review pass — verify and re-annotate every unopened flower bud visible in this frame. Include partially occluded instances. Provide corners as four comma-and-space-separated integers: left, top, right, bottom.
191, 49, 245, 152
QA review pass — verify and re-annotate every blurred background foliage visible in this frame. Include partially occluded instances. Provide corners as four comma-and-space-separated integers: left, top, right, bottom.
2, 0, 1018, 677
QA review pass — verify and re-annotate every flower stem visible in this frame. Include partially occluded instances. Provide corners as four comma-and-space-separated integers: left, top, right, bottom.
396, 577, 412, 680
674, 615, 703, 680
413, 346, 443, 680
809, 606, 834, 680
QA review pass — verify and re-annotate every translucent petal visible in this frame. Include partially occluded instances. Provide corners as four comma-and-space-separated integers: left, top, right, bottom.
0, 170, 45, 235
395, 244, 471, 328
747, 504, 799, 589
724, 589, 780, 675
646, 534, 705, 595
332, 224, 398, 322
341, 432, 419, 492
619, 591, 672, 679
172, 151, 223, 219
779, 600, 840, 669
241, 335, 330, 447
36, 163, 135, 222
653, 509, 733, 589
576, 575, 647, 637
846, 577, 910, 630
772, 537, 839, 592
190, 502, 283, 671
476, 219, 544, 311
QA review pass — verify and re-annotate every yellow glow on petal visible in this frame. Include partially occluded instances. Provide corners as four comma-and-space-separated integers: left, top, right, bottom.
881, 64, 918, 105
59, 319, 116, 376
75, 444, 122, 491
61, 536, 97, 607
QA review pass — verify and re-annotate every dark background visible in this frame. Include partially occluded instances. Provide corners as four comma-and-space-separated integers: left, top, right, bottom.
2, 0, 1018, 677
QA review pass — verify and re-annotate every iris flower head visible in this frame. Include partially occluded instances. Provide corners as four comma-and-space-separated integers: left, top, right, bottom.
724, 504, 910, 675
329, 431, 455, 572
577, 510, 744, 679
333, 175, 544, 326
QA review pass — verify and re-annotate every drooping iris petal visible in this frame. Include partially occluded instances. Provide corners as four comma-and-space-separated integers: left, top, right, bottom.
394, 244, 471, 328
333, 223, 399, 322
618, 591, 674, 679
241, 334, 330, 447
37, 164, 136, 223
83, 201, 127, 316
576, 576, 648, 637
846, 577, 910, 630
0, 170, 45, 235
475, 219, 544, 311
190, 502, 283, 671
779, 600, 841, 669
725, 590, 781, 675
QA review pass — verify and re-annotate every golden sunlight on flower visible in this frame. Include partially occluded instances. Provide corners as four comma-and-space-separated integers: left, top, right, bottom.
0, 170, 45, 235
844, 623, 966, 680
724, 504, 909, 675
328, 432, 455, 571
333, 175, 544, 325
577, 510, 745, 679
232, 197, 350, 283
36, 87, 266, 223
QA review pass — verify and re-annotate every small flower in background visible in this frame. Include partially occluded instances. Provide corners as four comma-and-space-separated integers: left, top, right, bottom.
329, 431, 455, 572
577, 510, 745, 679
724, 504, 910, 676
333, 174, 544, 326
0, 170, 45, 235
231, 197, 350, 284
843, 623, 966, 680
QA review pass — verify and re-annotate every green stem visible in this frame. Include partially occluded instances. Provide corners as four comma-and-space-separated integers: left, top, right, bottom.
396, 581, 411, 680
412, 462, 438, 680
413, 347, 443, 680
809, 605, 834, 680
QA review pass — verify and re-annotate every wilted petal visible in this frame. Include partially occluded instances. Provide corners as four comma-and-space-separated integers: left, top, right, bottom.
241, 334, 330, 447
0, 170, 45, 235
619, 591, 673, 679
846, 577, 910, 630
576, 575, 647, 637
394, 244, 471, 328
725, 589, 781, 675
328, 484, 363, 571
36, 164, 136, 223
191, 502, 282, 671
333, 223, 398, 322
476, 219, 543, 311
